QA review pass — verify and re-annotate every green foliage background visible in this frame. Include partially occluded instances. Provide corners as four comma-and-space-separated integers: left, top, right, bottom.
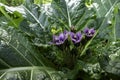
0, 0, 120, 80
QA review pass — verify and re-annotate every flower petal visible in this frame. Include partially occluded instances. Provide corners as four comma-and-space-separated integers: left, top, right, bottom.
90, 28, 95, 34
59, 33, 65, 41
84, 27, 89, 33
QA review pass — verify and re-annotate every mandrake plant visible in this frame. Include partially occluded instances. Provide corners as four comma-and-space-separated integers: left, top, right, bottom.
0, 0, 120, 80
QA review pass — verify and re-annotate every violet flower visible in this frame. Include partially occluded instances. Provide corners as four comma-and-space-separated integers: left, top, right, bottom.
51, 33, 67, 45
64, 30, 69, 39
84, 28, 95, 37
70, 32, 82, 44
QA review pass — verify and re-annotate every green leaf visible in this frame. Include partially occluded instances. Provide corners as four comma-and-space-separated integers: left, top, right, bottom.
0, 29, 45, 66
0, 66, 66, 80
93, 0, 119, 17
80, 0, 120, 56
98, 54, 120, 76
50, 0, 90, 30
0, 3, 25, 28
23, 1, 51, 31
21, 1, 51, 45
0, 6, 18, 28
0, 0, 24, 6
34, 0, 52, 4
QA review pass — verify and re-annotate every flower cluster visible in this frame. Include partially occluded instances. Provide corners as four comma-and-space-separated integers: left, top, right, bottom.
50, 27, 95, 46
49, 27, 95, 69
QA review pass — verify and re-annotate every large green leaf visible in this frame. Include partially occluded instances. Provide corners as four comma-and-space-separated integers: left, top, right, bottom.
92, 0, 120, 41
0, 66, 66, 80
49, 0, 95, 30
80, 0, 120, 56
0, 2, 65, 79
19, 0, 52, 47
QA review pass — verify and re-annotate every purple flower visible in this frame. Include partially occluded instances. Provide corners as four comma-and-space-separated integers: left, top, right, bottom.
64, 30, 69, 39
70, 32, 82, 44
51, 33, 67, 45
64, 30, 68, 35
84, 27, 95, 37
